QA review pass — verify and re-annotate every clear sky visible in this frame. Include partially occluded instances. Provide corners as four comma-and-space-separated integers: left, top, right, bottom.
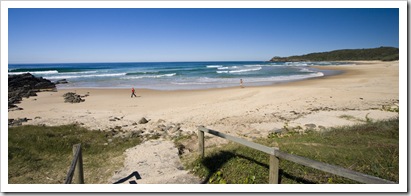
8, 8, 399, 64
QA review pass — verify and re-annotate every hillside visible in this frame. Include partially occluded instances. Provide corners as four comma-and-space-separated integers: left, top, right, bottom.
270, 46, 399, 62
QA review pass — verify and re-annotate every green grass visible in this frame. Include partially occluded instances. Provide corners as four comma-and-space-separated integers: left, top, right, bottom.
184, 118, 399, 184
8, 124, 142, 184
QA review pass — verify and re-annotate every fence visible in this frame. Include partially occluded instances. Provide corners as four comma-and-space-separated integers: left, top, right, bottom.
197, 126, 395, 184
65, 143, 85, 184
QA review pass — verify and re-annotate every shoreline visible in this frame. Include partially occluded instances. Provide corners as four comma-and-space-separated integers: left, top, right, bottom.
9, 60, 399, 135
36, 60, 357, 91
53, 63, 348, 92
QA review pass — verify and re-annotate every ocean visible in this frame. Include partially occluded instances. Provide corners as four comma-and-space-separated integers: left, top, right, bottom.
8, 61, 347, 90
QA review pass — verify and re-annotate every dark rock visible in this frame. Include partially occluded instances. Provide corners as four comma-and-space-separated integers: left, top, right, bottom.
55, 79, 68, 84
8, 73, 56, 109
273, 129, 283, 134
138, 117, 149, 124
109, 117, 121, 121
304, 124, 317, 129
8, 118, 31, 126
63, 92, 85, 103
176, 143, 185, 156
8, 106, 23, 111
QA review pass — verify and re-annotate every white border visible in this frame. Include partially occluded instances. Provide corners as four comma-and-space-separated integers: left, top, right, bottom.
2, 0, 406, 8
1, 0, 407, 193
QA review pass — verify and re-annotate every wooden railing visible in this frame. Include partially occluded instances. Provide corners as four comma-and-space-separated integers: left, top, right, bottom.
198, 126, 395, 184
65, 143, 85, 184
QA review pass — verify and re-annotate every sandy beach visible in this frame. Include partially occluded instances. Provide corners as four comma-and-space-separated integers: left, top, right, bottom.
9, 60, 399, 136
8, 60, 399, 183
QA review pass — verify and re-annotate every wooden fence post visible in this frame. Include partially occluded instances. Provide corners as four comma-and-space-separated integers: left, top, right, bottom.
198, 129, 205, 158
72, 144, 84, 184
269, 150, 280, 184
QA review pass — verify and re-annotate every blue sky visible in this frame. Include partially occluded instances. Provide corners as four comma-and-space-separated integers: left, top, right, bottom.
8, 8, 399, 63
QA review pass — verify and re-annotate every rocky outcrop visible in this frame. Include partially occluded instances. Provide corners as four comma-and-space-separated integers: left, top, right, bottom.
63, 92, 85, 103
8, 73, 56, 110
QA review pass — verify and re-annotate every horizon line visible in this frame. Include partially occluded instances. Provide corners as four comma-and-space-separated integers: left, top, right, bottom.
8, 60, 272, 65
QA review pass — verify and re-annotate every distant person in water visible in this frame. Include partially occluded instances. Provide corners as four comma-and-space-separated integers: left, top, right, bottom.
240, 79, 244, 88
131, 87, 137, 98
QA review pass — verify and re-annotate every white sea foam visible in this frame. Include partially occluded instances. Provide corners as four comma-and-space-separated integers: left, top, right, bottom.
217, 67, 229, 70
171, 81, 208, 85
228, 67, 262, 73
216, 66, 262, 74
63, 71, 98, 75
175, 71, 325, 87
8, 70, 59, 75
244, 64, 263, 67
46, 73, 127, 79
298, 67, 315, 73
206, 65, 222, 68
285, 62, 310, 66
122, 73, 176, 79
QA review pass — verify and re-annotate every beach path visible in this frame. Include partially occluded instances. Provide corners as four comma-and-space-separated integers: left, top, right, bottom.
110, 139, 202, 184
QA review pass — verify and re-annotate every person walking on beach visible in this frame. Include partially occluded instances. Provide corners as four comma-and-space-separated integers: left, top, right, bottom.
240, 79, 244, 88
131, 87, 137, 98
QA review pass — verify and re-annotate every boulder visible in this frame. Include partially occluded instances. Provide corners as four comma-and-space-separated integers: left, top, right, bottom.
138, 117, 149, 124
63, 92, 85, 103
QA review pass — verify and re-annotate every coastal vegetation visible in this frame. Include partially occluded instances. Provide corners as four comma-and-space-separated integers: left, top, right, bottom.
270, 46, 399, 62
8, 118, 398, 184
184, 118, 399, 184
8, 124, 141, 184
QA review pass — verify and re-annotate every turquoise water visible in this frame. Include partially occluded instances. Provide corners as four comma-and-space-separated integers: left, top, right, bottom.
8, 61, 346, 90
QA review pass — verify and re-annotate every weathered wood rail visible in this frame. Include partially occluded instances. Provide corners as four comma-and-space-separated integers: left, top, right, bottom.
65, 143, 85, 184
198, 126, 396, 184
